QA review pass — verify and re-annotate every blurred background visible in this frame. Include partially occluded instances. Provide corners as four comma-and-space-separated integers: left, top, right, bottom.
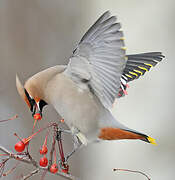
0, 0, 174, 179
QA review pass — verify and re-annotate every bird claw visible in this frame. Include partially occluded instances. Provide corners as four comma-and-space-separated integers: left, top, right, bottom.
64, 135, 82, 162
56, 127, 82, 162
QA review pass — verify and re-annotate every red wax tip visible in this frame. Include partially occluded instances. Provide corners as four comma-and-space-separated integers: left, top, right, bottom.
123, 90, 128, 95
60, 119, 64, 123
33, 113, 42, 120
50, 164, 58, 173
126, 84, 130, 88
118, 93, 122, 96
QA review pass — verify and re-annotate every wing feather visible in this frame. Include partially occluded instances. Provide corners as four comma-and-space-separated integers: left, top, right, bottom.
117, 52, 165, 98
65, 11, 127, 108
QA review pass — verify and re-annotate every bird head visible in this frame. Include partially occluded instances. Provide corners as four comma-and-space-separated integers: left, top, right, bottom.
16, 65, 66, 129
16, 74, 47, 123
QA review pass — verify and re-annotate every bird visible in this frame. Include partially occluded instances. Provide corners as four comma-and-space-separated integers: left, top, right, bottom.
16, 11, 164, 157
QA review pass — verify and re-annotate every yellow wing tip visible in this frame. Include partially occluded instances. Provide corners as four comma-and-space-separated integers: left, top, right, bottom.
121, 47, 127, 51
124, 56, 128, 61
148, 136, 157, 145
120, 37, 125, 40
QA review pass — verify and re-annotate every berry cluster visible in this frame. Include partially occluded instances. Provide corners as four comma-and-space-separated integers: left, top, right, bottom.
14, 119, 69, 174
39, 132, 49, 168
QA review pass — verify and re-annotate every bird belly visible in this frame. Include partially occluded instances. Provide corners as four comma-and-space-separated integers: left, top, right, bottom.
46, 74, 101, 140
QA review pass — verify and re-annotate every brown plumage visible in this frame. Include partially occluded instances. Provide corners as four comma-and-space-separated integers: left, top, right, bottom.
99, 128, 145, 140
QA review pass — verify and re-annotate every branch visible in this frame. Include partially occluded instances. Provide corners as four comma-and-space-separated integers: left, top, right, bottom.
0, 144, 79, 180
0, 145, 32, 164
48, 128, 56, 168
113, 168, 151, 180
21, 168, 39, 180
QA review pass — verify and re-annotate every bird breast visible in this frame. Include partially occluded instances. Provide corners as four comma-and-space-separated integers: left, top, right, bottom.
45, 73, 101, 137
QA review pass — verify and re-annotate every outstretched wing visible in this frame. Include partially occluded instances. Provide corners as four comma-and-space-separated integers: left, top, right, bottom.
65, 11, 127, 109
117, 52, 165, 97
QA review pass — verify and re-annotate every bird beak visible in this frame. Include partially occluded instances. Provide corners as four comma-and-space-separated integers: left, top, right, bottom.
32, 101, 42, 132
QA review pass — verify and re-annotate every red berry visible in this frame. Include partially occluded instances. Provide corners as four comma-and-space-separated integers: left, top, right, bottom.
14, 141, 25, 152
62, 168, 69, 174
61, 164, 69, 174
39, 146, 48, 155
33, 113, 42, 120
39, 156, 48, 167
14, 138, 29, 152
50, 163, 58, 173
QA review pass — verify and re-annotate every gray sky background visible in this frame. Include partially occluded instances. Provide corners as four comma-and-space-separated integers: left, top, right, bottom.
0, 0, 174, 180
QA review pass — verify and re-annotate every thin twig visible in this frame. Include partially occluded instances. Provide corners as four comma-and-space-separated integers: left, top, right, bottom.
3, 161, 20, 176
0, 114, 18, 123
0, 145, 12, 155
26, 152, 38, 167
113, 168, 151, 180
22, 168, 39, 180
0, 158, 10, 177
0, 145, 32, 164
40, 169, 48, 180
48, 126, 56, 168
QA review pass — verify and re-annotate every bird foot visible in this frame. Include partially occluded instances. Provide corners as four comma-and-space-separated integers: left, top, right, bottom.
65, 135, 82, 162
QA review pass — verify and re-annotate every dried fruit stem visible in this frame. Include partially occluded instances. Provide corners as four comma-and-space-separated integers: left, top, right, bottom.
0, 114, 18, 123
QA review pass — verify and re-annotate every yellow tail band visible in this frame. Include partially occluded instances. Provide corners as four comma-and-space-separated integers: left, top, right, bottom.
147, 136, 157, 145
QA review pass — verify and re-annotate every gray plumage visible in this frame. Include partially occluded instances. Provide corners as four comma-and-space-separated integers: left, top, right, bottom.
65, 11, 126, 109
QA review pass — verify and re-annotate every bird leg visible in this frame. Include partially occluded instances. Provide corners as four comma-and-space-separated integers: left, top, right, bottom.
64, 134, 82, 162
56, 129, 66, 163
56, 128, 82, 162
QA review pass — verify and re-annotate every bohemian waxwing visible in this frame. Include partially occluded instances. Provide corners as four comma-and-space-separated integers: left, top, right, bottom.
16, 11, 164, 149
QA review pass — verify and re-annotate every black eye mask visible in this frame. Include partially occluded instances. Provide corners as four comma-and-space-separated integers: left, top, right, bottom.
39, 100, 47, 113
24, 89, 36, 112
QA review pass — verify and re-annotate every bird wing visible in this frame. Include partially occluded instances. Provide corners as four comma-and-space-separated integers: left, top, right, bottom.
65, 11, 127, 109
117, 52, 164, 98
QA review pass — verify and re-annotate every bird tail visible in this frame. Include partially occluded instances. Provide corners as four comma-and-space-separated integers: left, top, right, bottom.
98, 127, 157, 145
99, 108, 157, 145
118, 52, 165, 97
121, 129, 157, 145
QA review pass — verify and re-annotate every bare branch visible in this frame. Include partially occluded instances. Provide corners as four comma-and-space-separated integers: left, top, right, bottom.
0, 145, 31, 164
113, 168, 151, 180
48, 127, 56, 168
3, 162, 20, 176
0, 144, 79, 180
0, 145, 12, 155
21, 168, 39, 180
